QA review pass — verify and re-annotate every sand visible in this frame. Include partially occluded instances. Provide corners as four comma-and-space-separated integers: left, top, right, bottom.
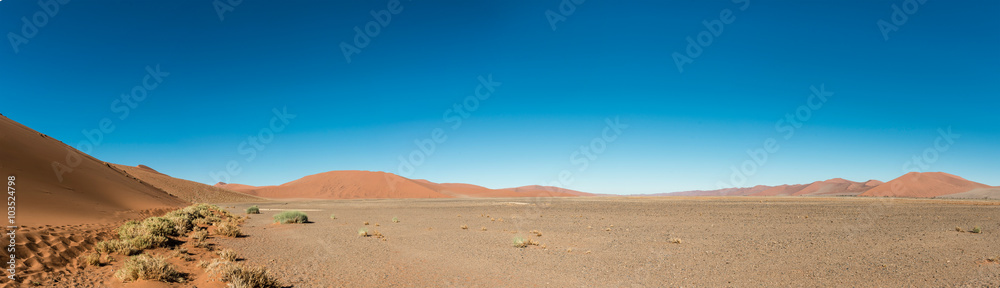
114, 164, 265, 203
216, 197, 1000, 287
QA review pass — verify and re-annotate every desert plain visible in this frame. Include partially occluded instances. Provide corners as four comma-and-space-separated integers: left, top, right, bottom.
200, 197, 1000, 287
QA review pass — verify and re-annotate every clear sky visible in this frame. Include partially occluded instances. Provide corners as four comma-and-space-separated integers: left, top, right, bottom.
2, 0, 997, 194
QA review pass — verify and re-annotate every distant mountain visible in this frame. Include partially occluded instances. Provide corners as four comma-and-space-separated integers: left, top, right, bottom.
215, 171, 592, 199
658, 173, 997, 199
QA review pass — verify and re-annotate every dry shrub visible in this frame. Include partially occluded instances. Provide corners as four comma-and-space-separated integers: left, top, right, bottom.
80, 252, 101, 267
218, 249, 238, 261
191, 230, 209, 242
669, 238, 683, 244
358, 228, 369, 237
530, 230, 542, 237
208, 261, 281, 288
114, 254, 183, 283
513, 237, 539, 248
461, 225, 468, 230
215, 220, 242, 237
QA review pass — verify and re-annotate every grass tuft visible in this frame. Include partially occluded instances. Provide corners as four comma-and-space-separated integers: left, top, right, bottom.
245, 205, 260, 214
273, 211, 309, 224
512, 237, 539, 248
218, 249, 238, 261
114, 254, 183, 283
215, 220, 243, 237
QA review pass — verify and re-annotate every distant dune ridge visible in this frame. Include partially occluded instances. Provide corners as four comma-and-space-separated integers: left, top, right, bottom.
662, 172, 996, 199
216, 170, 592, 199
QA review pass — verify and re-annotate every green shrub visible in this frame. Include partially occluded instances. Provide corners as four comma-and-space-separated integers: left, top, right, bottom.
142, 217, 178, 237
273, 211, 308, 224
392, 217, 399, 223
330, 213, 336, 220
972, 226, 982, 234
114, 254, 183, 282
245, 205, 260, 214
128, 235, 169, 250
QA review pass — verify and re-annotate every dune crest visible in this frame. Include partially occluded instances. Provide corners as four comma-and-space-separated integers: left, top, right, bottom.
0, 115, 186, 227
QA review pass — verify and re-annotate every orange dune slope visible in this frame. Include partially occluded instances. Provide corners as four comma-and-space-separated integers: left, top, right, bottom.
113, 164, 265, 203
0, 115, 186, 226
216, 171, 592, 199
859, 172, 990, 198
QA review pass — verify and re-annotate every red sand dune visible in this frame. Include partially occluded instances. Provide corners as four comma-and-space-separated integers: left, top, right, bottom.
0, 115, 186, 227
114, 164, 264, 203
216, 171, 591, 199
859, 172, 990, 198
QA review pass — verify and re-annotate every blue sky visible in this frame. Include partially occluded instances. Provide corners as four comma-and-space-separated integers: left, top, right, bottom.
2, 0, 997, 194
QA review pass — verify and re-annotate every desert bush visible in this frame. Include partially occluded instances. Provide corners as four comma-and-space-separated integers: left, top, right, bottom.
530, 230, 542, 237
330, 213, 336, 220
226, 265, 281, 288
114, 254, 183, 283
273, 211, 308, 224
218, 249, 238, 261
142, 217, 179, 237
215, 220, 242, 237
972, 226, 982, 234
97, 239, 140, 256
461, 225, 468, 230
392, 217, 399, 223
128, 234, 169, 250
245, 205, 260, 214
956, 226, 964, 232
117, 220, 144, 239
669, 238, 683, 244
358, 228, 369, 237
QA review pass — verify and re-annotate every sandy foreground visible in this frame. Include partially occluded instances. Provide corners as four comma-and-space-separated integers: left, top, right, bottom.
213, 197, 1000, 287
